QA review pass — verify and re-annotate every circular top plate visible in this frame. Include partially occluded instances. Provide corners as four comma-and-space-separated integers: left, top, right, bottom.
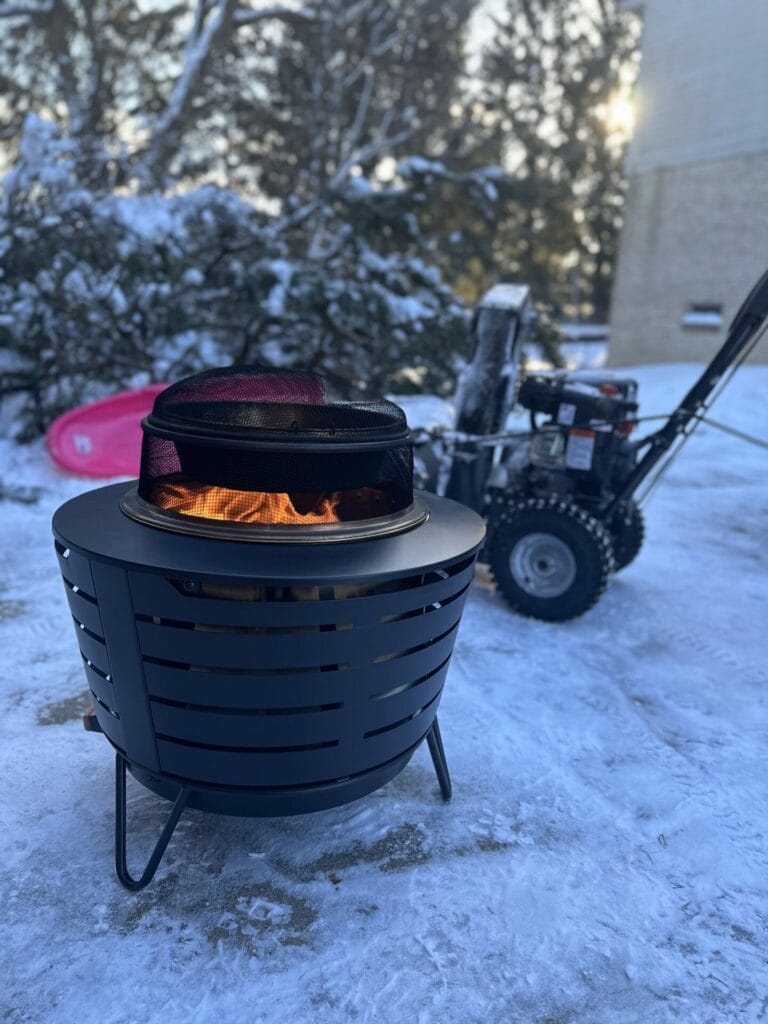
53, 482, 486, 584
119, 488, 429, 544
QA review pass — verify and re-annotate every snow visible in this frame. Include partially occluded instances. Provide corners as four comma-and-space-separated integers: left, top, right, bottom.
681, 311, 724, 330
391, 394, 455, 432
344, 176, 375, 197
263, 259, 294, 317
2, 114, 75, 201
479, 282, 531, 312
396, 156, 448, 178
2, 364, 767, 1023
380, 290, 432, 325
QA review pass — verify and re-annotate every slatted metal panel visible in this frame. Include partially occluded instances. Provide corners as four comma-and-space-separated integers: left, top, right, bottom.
58, 558, 125, 750
142, 628, 458, 709
55, 541, 95, 594
126, 555, 472, 792
156, 700, 441, 789
56, 519, 480, 810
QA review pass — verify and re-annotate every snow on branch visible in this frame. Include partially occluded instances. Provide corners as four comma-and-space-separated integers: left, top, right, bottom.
0, 2, 51, 15
136, 0, 239, 190
329, 112, 418, 193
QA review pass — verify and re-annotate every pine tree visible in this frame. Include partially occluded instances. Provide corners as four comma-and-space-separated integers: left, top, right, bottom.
475, 0, 639, 319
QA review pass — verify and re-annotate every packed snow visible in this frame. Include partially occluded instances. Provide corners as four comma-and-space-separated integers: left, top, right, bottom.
1, 364, 766, 1024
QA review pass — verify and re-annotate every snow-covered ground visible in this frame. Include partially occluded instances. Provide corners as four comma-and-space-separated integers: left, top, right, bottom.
1, 365, 766, 1024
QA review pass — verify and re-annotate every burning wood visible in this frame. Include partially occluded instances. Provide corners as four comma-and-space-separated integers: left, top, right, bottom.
152, 478, 340, 524
151, 477, 393, 524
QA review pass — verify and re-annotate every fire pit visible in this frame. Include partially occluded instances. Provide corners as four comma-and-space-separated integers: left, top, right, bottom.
53, 368, 485, 890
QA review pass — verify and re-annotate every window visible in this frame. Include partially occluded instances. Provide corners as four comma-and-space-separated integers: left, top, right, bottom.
681, 302, 723, 330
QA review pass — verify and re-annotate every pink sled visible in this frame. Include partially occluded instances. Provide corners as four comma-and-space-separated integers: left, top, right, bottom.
46, 384, 169, 478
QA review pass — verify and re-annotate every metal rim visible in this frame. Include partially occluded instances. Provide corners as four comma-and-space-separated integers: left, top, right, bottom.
141, 416, 410, 453
120, 488, 429, 544
509, 532, 576, 598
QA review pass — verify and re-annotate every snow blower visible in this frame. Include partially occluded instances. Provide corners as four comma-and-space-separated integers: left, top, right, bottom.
414, 267, 768, 621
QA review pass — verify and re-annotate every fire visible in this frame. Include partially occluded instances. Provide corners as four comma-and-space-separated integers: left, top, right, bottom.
152, 479, 341, 524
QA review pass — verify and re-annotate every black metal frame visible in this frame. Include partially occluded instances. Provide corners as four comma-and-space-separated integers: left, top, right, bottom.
114, 719, 451, 891
115, 751, 189, 891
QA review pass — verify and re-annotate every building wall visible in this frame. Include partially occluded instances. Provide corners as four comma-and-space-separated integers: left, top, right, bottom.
610, 0, 768, 364
610, 151, 768, 363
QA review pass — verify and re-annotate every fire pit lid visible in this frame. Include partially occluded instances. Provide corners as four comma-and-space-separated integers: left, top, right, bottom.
128, 366, 421, 539
145, 366, 410, 446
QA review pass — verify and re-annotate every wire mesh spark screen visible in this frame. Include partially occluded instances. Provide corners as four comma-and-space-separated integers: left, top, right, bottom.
135, 367, 414, 529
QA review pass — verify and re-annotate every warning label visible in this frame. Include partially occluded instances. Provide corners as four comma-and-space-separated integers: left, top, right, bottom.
565, 429, 595, 471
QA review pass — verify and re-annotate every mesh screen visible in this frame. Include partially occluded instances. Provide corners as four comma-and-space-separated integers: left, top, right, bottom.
152, 366, 407, 440
138, 367, 413, 526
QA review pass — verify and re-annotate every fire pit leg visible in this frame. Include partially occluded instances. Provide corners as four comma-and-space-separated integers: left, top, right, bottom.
426, 718, 452, 801
114, 752, 190, 892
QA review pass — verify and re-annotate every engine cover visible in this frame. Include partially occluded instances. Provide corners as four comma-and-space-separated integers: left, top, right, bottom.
518, 372, 638, 427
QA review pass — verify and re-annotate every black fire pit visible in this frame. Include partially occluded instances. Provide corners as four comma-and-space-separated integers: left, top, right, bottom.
53, 368, 484, 890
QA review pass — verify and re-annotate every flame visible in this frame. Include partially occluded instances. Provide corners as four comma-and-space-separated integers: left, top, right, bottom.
152, 479, 341, 524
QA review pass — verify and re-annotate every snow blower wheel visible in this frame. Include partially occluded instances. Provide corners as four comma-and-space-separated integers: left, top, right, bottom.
608, 501, 645, 571
488, 497, 614, 622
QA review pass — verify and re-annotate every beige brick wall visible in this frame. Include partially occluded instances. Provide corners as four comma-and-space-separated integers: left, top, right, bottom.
610, 151, 768, 364
609, 0, 768, 364
627, 0, 768, 174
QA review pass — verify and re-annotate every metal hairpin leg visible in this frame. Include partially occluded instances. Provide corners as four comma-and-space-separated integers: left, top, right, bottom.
114, 752, 190, 892
426, 717, 452, 801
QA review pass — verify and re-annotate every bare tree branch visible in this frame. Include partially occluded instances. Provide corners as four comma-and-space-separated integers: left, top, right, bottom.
135, 0, 239, 189
340, 66, 375, 166
42, 0, 84, 135
79, 0, 105, 133
329, 121, 419, 191
233, 4, 314, 26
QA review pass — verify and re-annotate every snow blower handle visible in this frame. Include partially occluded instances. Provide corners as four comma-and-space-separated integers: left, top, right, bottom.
728, 265, 768, 335
606, 266, 768, 514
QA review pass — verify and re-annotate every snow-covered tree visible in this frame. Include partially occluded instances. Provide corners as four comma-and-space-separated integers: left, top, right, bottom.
0, 116, 275, 437
1, 116, 499, 436
0, 0, 638, 438
243, 0, 474, 203
0, 0, 312, 189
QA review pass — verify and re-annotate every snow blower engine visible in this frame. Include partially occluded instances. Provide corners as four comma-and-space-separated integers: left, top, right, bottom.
415, 270, 768, 622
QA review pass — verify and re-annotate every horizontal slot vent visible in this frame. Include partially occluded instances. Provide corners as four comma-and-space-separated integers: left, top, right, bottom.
56, 541, 95, 593
91, 691, 119, 719
82, 653, 111, 681
130, 561, 476, 632
151, 697, 342, 716
144, 655, 350, 677
167, 553, 475, 605
158, 733, 428, 793
136, 614, 353, 635
364, 691, 440, 739
72, 616, 105, 644
73, 618, 111, 678
135, 582, 468, 636
373, 619, 460, 665
63, 578, 98, 605
379, 581, 470, 624
155, 733, 339, 754
370, 654, 451, 702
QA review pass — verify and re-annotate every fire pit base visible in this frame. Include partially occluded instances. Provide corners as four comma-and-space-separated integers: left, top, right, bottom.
55, 482, 483, 892
113, 719, 452, 891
